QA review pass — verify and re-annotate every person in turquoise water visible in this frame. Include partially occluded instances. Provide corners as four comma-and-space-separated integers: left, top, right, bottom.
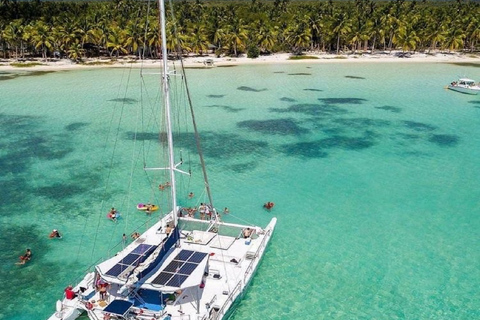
107, 207, 118, 221
49, 229, 62, 238
16, 248, 32, 265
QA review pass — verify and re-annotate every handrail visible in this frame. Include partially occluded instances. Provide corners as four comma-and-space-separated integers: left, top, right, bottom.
243, 229, 271, 284
212, 281, 242, 320
212, 229, 272, 320
87, 309, 101, 320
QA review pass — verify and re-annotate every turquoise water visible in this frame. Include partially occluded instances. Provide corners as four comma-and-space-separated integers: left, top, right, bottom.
1, 61, 480, 320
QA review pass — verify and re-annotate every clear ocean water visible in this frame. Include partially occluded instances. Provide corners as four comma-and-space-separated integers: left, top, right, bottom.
1, 61, 480, 320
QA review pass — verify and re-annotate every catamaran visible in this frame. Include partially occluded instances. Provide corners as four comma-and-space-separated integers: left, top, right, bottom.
48, 0, 276, 319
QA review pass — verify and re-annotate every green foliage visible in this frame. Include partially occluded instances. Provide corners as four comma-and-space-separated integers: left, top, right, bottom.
0, 0, 480, 60
10, 62, 44, 67
288, 55, 319, 60
247, 45, 260, 58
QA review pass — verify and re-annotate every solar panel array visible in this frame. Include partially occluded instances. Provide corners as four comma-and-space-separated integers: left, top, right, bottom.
106, 244, 155, 277
151, 250, 208, 287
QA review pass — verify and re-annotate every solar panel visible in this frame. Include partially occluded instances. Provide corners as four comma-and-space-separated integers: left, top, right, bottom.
189, 252, 207, 263
164, 262, 180, 273
106, 264, 128, 277
120, 254, 141, 265
132, 244, 154, 254
177, 250, 194, 260
152, 272, 171, 285
178, 262, 197, 274
105, 244, 155, 277
150, 250, 208, 287
166, 274, 188, 287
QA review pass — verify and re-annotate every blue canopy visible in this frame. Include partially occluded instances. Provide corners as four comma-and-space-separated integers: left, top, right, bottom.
103, 300, 133, 317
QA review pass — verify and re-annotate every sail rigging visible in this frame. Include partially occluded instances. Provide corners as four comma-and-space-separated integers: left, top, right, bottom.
48, 0, 276, 319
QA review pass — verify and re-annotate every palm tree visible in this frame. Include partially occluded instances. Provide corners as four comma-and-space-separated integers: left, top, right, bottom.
224, 18, 248, 57
393, 24, 420, 53
106, 25, 127, 57
443, 27, 465, 53
67, 39, 85, 62
124, 19, 144, 57
2, 19, 24, 59
187, 23, 209, 56
30, 20, 54, 60
284, 17, 312, 55
331, 12, 351, 54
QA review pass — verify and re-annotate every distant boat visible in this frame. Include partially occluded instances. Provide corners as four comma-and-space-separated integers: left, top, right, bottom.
203, 58, 215, 67
447, 78, 480, 95
48, 0, 276, 318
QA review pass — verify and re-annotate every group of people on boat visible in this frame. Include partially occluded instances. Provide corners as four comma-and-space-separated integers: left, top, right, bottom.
199, 203, 213, 220
180, 206, 198, 217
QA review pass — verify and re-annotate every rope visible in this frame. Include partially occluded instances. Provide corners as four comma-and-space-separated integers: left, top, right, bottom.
81, 64, 134, 264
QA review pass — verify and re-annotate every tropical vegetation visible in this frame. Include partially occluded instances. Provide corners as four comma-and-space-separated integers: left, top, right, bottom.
0, 0, 480, 62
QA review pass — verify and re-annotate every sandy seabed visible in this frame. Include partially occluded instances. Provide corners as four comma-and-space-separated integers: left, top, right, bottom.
0, 51, 479, 72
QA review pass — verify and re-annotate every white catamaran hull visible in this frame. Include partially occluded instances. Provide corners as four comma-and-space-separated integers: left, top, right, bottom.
49, 211, 276, 320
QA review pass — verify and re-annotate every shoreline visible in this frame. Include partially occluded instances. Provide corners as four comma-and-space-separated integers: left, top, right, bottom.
1, 51, 479, 72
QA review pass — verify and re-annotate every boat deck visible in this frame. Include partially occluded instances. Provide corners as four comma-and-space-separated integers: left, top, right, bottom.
77, 214, 276, 320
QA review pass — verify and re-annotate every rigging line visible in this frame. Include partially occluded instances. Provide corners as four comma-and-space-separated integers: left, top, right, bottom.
139, 69, 169, 208
179, 59, 215, 209
73, 66, 130, 263
88, 66, 134, 263
166, 0, 215, 209
107, 65, 140, 251
122, 64, 147, 237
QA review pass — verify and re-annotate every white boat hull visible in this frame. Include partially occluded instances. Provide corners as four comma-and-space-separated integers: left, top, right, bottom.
448, 85, 480, 95
48, 213, 277, 320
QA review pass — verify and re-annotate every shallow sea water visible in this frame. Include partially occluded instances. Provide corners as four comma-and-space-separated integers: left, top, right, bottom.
1, 61, 480, 320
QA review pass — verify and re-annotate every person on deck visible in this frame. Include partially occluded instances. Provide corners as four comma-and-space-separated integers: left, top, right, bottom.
131, 232, 140, 240
65, 285, 77, 300
243, 228, 252, 238
165, 224, 173, 235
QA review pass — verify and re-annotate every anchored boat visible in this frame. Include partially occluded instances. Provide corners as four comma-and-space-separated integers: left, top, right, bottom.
48, 0, 276, 319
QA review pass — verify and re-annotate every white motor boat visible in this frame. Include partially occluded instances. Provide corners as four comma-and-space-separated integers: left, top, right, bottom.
447, 78, 480, 95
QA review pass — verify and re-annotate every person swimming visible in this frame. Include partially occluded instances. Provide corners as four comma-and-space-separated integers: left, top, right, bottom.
263, 202, 275, 210
17, 248, 32, 265
107, 208, 118, 221
49, 229, 61, 238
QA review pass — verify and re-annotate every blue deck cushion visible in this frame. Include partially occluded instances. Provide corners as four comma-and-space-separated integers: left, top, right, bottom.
103, 300, 134, 317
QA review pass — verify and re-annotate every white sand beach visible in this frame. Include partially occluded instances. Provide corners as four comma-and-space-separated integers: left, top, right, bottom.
0, 51, 479, 72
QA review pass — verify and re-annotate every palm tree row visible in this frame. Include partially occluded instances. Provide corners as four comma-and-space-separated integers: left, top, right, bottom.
1, 0, 480, 62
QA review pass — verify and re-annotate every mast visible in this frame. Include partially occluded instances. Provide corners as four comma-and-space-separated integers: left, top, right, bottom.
158, 0, 178, 222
